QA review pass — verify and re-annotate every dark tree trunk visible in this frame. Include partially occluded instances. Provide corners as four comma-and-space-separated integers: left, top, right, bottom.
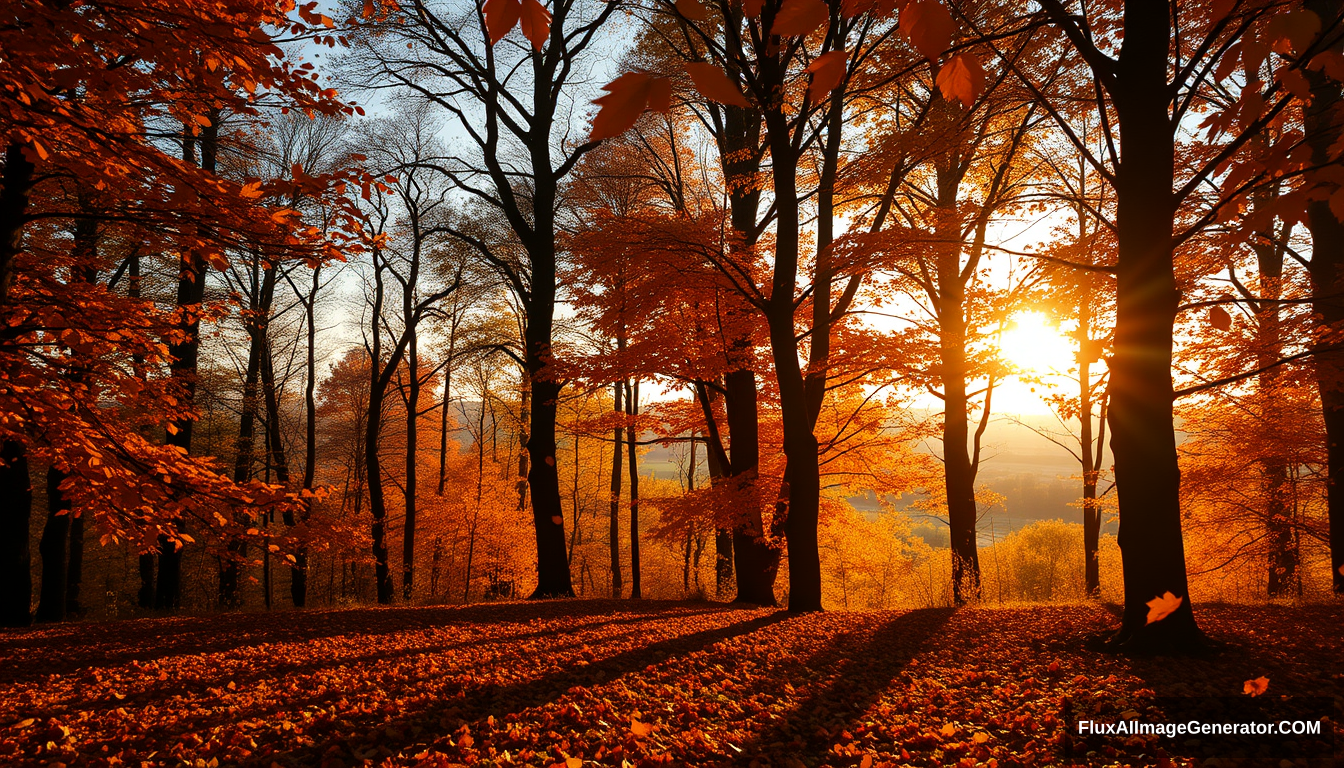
626, 379, 641, 599
158, 116, 219, 611
34, 468, 71, 622
763, 108, 822, 612
1304, 0, 1344, 595
367, 248, 393, 605
0, 142, 36, 627
220, 259, 267, 610
402, 310, 419, 603
294, 265, 321, 608
0, 441, 32, 627
697, 382, 735, 599
609, 381, 624, 598
725, 368, 777, 605
1105, 3, 1201, 649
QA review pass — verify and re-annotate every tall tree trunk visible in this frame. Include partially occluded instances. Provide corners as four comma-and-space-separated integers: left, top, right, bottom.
158, 114, 219, 611
66, 513, 83, 618
1106, 4, 1201, 648
694, 379, 735, 599
763, 108, 822, 612
367, 246, 393, 605
609, 381, 624, 598
1305, 0, 1344, 595
294, 265, 321, 607
220, 258, 266, 609
402, 308, 419, 602
626, 379, 641, 599
127, 249, 156, 610
34, 468, 70, 622
0, 141, 36, 627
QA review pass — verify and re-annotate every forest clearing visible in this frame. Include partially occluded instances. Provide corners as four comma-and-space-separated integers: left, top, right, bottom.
2, 600, 1340, 767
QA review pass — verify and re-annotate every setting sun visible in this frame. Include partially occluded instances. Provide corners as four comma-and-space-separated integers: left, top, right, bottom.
998, 311, 1077, 376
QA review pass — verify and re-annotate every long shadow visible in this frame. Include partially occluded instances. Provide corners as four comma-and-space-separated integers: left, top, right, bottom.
267, 610, 792, 766
732, 608, 955, 766
44, 613, 694, 725
0, 599, 731, 685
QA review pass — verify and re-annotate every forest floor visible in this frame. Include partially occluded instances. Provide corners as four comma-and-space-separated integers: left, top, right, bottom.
0, 599, 1339, 767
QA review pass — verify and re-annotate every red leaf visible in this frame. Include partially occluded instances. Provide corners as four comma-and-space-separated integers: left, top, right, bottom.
676, 0, 709, 21
806, 50, 848, 101
744, 0, 764, 18
1209, 305, 1232, 331
647, 77, 672, 113
685, 62, 750, 107
483, 0, 522, 45
362, 0, 375, 18
935, 52, 984, 108
519, 0, 551, 50
590, 72, 668, 141
900, 0, 955, 60
772, 0, 829, 37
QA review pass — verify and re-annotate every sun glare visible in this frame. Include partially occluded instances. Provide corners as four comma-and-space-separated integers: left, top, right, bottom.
998, 311, 1076, 377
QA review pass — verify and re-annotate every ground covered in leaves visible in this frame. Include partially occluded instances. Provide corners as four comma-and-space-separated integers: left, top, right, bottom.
0, 599, 1339, 767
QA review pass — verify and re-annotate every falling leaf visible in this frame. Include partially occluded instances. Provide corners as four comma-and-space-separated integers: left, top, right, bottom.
675, 0, 709, 21
805, 49, 848, 101
1145, 591, 1183, 625
772, 0, 829, 37
551, 515, 564, 525
518, 0, 551, 50
1243, 676, 1269, 696
684, 62, 750, 107
743, 0, 763, 17
1209, 305, 1231, 331
936, 52, 984, 108
483, 0, 522, 45
589, 72, 669, 141
899, 0, 954, 60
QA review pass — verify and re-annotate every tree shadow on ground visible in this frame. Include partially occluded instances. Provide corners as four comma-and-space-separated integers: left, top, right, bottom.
267, 609, 791, 765
733, 608, 955, 766
0, 599, 730, 684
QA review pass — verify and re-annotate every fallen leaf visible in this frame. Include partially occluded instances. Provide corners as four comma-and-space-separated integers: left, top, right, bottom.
1243, 676, 1269, 696
1145, 591, 1184, 625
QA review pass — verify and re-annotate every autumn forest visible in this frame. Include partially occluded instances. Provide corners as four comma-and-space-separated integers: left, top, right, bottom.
1, 0, 1342, 764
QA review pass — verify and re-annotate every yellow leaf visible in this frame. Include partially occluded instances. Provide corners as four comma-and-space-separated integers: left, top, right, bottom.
567, 759, 582, 768
972, 731, 989, 743
1145, 591, 1183, 624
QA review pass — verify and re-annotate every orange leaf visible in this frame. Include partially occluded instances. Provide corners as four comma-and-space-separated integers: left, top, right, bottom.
685, 62, 750, 107
589, 72, 662, 140
676, 0, 709, 21
519, 0, 551, 50
551, 515, 564, 525
772, 0, 829, 37
630, 718, 654, 737
900, 0, 955, 60
483, 0, 522, 45
363, 0, 376, 17
806, 49, 848, 100
744, 0, 763, 18
1243, 676, 1269, 696
1209, 305, 1231, 331
1145, 591, 1183, 625
936, 52, 984, 107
